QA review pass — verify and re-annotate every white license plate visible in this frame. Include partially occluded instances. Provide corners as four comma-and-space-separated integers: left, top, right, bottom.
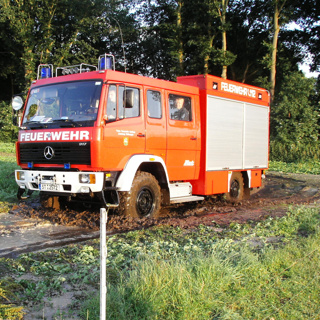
40, 183, 60, 191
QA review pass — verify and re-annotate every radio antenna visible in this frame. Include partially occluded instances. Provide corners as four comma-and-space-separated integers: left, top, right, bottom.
110, 17, 127, 73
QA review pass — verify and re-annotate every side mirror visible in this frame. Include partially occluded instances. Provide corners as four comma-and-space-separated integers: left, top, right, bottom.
123, 89, 134, 108
12, 96, 24, 111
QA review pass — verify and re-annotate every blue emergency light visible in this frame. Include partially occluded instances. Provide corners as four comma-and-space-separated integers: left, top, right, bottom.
41, 67, 52, 79
98, 54, 115, 71
37, 64, 53, 80
100, 57, 112, 70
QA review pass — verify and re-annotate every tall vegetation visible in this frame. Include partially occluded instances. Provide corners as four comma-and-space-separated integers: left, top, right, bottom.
0, 0, 319, 161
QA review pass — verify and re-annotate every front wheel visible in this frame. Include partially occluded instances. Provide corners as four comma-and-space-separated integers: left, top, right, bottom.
119, 172, 161, 218
226, 172, 245, 202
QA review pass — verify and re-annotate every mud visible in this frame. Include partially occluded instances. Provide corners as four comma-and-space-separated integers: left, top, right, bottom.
6, 171, 320, 237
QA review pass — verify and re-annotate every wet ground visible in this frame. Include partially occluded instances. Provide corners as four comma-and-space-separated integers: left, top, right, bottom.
1, 171, 320, 258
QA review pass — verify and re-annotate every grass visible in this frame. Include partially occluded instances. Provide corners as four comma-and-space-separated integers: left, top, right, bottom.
269, 160, 320, 175
2, 205, 318, 319
79, 206, 320, 319
0, 142, 19, 207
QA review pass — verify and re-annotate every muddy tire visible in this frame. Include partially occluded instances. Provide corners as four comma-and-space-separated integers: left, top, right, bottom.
226, 172, 244, 202
118, 172, 161, 218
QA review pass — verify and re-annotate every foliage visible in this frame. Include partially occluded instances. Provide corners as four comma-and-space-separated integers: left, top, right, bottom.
0, 143, 18, 203
295, 0, 320, 73
270, 71, 319, 162
0, 101, 18, 143
0, 281, 24, 320
269, 160, 320, 175
0, 142, 16, 154
77, 206, 320, 319
1, 0, 320, 161
0, 0, 136, 91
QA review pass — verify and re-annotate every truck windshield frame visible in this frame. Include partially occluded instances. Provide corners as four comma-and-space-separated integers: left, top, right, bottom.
22, 80, 103, 128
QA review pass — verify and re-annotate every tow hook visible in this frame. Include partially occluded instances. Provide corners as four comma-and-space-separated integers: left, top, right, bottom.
17, 187, 33, 200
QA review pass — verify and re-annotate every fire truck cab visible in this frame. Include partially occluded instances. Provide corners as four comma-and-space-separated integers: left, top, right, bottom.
12, 54, 269, 218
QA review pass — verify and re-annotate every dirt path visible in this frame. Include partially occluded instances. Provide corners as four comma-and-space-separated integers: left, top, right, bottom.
6, 171, 320, 236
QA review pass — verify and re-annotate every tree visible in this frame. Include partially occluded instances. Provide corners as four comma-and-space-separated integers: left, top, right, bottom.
251, 0, 303, 102
0, 15, 23, 100
127, 0, 196, 79
182, 0, 224, 75
270, 71, 319, 161
214, 0, 230, 78
0, 0, 137, 90
294, 0, 320, 74
270, 0, 287, 103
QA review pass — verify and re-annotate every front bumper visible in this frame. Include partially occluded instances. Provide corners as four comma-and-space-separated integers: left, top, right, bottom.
15, 170, 105, 194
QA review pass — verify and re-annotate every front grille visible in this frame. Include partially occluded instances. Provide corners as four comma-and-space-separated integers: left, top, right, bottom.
19, 142, 91, 165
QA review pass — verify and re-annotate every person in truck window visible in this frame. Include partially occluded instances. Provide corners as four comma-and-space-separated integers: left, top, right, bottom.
85, 99, 99, 115
106, 86, 117, 119
172, 97, 190, 121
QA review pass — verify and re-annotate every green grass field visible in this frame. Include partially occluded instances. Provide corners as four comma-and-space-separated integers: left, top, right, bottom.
79, 206, 320, 319
0, 143, 19, 206
1, 206, 319, 319
269, 160, 320, 175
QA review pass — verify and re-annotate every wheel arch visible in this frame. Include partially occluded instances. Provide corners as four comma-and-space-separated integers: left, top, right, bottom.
227, 170, 250, 201
115, 155, 170, 205
228, 170, 250, 191
242, 170, 250, 189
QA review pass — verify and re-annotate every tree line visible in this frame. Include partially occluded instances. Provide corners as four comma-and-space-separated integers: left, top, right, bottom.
0, 0, 319, 162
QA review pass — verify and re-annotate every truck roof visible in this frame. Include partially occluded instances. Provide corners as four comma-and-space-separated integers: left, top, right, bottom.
31, 69, 269, 105
31, 69, 200, 95
177, 74, 270, 106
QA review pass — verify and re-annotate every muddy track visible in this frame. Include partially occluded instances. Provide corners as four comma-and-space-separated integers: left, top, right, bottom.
2, 171, 320, 258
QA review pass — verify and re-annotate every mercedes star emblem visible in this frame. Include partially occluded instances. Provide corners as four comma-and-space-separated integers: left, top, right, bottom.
44, 146, 54, 160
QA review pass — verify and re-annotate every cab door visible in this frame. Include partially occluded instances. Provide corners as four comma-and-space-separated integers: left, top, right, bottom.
102, 84, 146, 169
166, 93, 199, 181
145, 89, 166, 161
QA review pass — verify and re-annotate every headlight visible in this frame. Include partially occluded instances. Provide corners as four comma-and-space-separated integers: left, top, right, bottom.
17, 171, 25, 181
79, 174, 96, 184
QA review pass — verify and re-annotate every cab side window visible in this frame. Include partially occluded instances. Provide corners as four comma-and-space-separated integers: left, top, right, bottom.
119, 86, 140, 119
147, 90, 162, 119
169, 94, 192, 121
106, 85, 117, 119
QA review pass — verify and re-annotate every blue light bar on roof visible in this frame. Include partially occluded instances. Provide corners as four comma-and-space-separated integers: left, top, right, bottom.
98, 54, 115, 71
100, 57, 112, 70
41, 67, 52, 79
37, 64, 53, 80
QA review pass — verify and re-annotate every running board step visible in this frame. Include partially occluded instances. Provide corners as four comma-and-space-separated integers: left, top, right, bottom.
170, 195, 204, 204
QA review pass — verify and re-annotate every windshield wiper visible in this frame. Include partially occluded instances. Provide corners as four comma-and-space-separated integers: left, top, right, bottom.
52, 119, 82, 127
24, 121, 46, 129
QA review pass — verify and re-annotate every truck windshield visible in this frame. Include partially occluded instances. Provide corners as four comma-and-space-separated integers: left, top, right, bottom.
22, 80, 102, 127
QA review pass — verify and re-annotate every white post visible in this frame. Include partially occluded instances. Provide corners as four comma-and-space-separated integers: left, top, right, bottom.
100, 207, 108, 320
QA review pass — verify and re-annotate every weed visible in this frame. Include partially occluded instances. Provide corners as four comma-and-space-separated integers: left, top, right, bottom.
0, 280, 24, 320
80, 206, 320, 319
269, 160, 320, 175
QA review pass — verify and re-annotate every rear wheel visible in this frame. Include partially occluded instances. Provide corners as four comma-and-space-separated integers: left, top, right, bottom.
226, 172, 244, 202
119, 172, 161, 218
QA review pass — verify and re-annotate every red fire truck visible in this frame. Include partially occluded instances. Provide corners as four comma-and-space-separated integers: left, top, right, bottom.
12, 54, 269, 218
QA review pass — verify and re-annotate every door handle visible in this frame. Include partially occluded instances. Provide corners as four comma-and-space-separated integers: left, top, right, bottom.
190, 136, 197, 140
137, 133, 145, 137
